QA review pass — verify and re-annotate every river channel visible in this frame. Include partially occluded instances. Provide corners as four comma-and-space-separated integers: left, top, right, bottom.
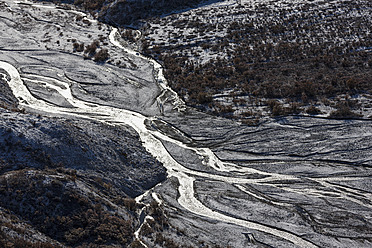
1, 1, 372, 247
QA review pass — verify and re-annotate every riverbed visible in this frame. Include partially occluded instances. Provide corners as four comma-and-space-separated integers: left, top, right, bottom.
1, 1, 372, 247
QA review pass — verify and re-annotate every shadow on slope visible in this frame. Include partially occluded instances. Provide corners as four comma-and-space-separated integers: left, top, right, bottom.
0, 109, 166, 197
0, 89, 166, 246
35, 0, 224, 26
98, 0, 225, 27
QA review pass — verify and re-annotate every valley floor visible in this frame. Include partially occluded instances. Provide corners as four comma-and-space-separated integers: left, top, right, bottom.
0, 0, 372, 247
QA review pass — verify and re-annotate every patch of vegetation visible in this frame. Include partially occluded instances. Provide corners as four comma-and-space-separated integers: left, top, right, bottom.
94, 48, 109, 62
142, 0, 372, 120
329, 103, 362, 119
73, 42, 85, 52
84, 40, 99, 55
42, 0, 209, 26
98, 0, 211, 26
135, 199, 194, 248
306, 105, 322, 115
73, 0, 106, 11
0, 229, 58, 248
0, 169, 135, 247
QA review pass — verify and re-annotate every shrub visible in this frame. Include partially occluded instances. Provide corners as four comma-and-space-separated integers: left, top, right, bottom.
84, 41, 98, 55
306, 105, 321, 115
122, 29, 137, 42
287, 102, 303, 115
329, 105, 361, 119
93, 49, 109, 62
215, 104, 234, 115
73, 42, 84, 52
272, 104, 284, 116
196, 92, 212, 104
123, 198, 137, 211
267, 100, 285, 116
130, 240, 146, 248
139, 223, 153, 236
241, 117, 260, 126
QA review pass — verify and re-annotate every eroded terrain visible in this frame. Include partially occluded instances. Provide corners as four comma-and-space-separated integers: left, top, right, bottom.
142, 0, 372, 121
1, 0, 372, 248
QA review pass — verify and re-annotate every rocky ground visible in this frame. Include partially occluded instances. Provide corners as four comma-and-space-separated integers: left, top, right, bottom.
1, 0, 372, 248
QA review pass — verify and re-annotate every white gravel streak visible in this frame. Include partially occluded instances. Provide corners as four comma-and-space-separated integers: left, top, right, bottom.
0, 55, 318, 248
2, 1, 372, 247
1, 23, 348, 248
109, 28, 185, 112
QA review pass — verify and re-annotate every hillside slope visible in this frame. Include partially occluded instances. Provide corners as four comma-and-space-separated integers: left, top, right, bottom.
140, 0, 372, 122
